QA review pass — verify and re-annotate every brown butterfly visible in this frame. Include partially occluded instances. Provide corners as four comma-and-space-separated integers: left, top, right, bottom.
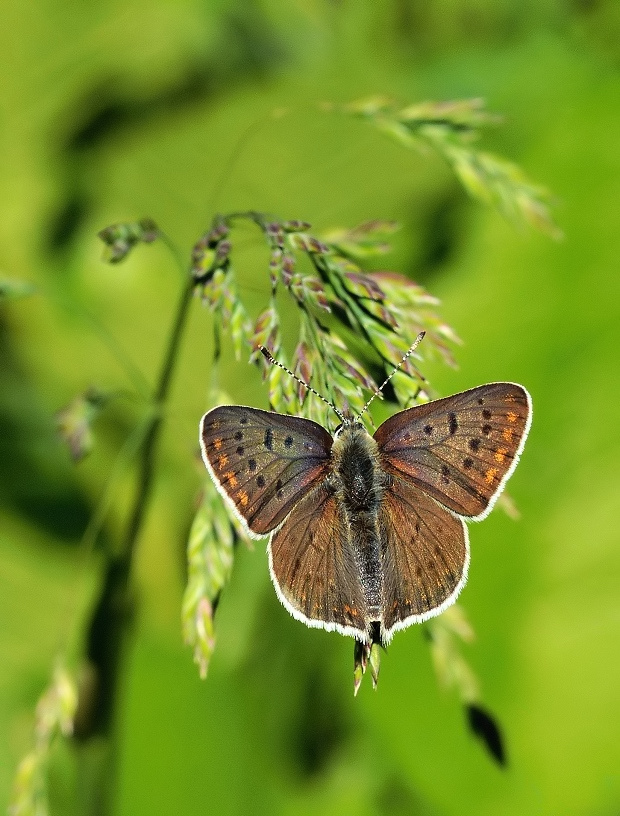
200, 355, 531, 645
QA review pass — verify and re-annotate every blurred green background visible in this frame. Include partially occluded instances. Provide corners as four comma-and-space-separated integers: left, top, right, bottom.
2, 1, 620, 814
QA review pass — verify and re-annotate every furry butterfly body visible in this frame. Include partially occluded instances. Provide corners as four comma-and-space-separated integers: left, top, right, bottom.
200, 382, 531, 644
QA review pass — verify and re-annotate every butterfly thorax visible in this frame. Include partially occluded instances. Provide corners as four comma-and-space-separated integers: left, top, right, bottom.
331, 422, 384, 620
332, 423, 383, 512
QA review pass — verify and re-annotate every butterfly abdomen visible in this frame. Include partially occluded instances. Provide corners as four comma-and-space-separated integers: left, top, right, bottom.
332, 424, 384, 622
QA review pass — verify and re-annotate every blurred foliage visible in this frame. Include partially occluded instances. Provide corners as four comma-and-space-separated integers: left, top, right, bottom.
2, 1, 620, 815
9, 666, 77, 816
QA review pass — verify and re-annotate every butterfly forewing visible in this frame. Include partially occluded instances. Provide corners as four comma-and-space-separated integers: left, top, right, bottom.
374, 383, 531, 519
269, 485, 369, 640
379, 476, 469, 640
200, 406, 333, 535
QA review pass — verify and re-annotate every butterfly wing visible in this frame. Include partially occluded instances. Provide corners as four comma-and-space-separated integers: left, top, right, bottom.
378, 475, 469, 642
200, 406, 333, 536
269, 484, 369, 641
374, 383, 531, 519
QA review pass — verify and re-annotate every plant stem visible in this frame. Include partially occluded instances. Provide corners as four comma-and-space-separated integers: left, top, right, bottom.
121, 271, 194, 566
74, 271, 195, 813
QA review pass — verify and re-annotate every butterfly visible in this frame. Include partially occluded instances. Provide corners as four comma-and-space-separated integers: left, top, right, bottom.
200, 362, 531, 645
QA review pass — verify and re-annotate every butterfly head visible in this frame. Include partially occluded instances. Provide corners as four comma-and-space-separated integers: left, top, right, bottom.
333, 413, 366, 440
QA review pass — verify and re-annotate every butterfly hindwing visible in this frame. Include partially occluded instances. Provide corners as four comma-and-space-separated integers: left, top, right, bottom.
379, 475, 469, 640
269, 484, 369, 640
374, 383, 531, 519
200, 406, 333, 536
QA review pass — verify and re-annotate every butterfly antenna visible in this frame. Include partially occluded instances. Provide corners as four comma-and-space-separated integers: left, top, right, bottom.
259, 347, 345, 422
358, 331, 426, 420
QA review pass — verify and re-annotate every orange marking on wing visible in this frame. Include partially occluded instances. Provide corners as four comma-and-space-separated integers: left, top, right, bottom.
485, 467, 499, 484
343, 604, 358, 618
213, 438, 222, 450
218, 453, 229, 468
507, 411, 518, 424
237, 490, 249, 507
494, 447, 509, 464
225, 472, 238, 487
502, 427, 513, 442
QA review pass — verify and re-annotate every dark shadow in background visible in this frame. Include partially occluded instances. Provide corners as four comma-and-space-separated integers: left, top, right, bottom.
0, 319, 92, 540
46, 5, 289, 255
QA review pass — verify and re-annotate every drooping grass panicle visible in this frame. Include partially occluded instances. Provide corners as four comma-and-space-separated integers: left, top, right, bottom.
341, 96, 561, 239
192, 211, 456, 428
